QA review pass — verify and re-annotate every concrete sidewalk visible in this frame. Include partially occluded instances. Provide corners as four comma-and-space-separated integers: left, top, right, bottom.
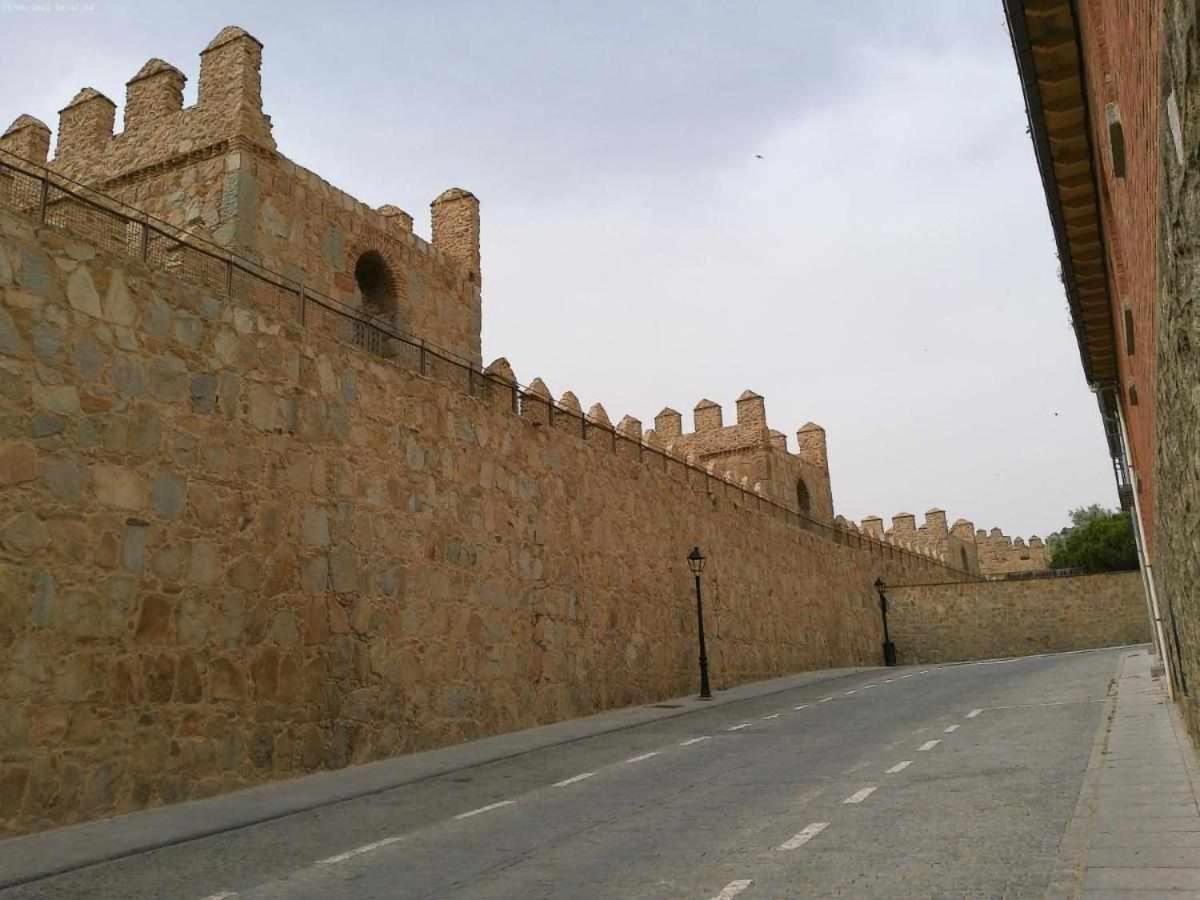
0, 664, 876, 890
1051, 647, 1200, 898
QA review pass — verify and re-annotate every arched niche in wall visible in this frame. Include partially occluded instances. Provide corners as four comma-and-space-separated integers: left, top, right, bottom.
354, 250, 398, 319
796, 477, 812, 516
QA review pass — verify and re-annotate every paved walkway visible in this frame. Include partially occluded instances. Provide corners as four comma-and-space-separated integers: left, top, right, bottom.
1053, 647, 1200, 898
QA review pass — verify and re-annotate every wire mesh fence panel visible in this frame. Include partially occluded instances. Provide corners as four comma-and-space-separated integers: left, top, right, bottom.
305, 300, 341, 345
145, 228, 181, 271
174, 244, 229, 297
0, 166, 42, 215
391, 339, 423, 374
43, 189, 131, 259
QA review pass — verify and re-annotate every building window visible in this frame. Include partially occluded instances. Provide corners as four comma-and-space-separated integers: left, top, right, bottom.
960, 547, 968, 570
354, 250, 397, 318
1128, 381, 1139, 406
796, 478, 811, 515
1123, 305, 1135, 355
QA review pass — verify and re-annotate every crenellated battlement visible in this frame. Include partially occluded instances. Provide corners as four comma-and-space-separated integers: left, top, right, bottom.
554, 388, 838, 521
855, 504, 1054, 577
974, 526, 1048, 575
0, 25, 483, 365
0, 26, 275, 180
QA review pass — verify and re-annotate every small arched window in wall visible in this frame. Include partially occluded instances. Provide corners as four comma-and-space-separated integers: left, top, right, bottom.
796, 478, 812, 516
354, 250, 397, 318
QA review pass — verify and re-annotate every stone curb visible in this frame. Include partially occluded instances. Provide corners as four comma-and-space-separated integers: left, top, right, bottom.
1043, 646, 1125, 899
0, 665, 878, 890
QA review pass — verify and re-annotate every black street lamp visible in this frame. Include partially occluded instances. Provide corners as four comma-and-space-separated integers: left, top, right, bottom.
687, 547, 713, 700
874, 577, 897, 667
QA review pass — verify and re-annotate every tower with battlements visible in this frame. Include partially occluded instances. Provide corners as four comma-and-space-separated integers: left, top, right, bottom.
0, 26, 482, 366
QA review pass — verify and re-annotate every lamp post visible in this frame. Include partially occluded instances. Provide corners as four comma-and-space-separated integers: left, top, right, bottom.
687, 547, 713, 699
874, 577, 897, 666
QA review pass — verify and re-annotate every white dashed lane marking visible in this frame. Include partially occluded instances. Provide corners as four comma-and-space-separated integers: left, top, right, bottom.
886, 760, 912, 774
317, 835, 405, 865
727, 723, 752, 731
762, 713, 781, 720
625, 751, 660, 763
944, 724, 960, 733
967, 708, 983, 718
843, 786, 877, 804
454, 800, 515, 820
844, 690, 857, 695
778, 822, 829, 850
199, 893, 238, 900
711, 879, 754, 899
794, 704, 809, 711
862, 684, 878, 689
680, 736, 711, 746
819, 696, 834, 703
553, 772, 595, 787
918, 739, 941, 751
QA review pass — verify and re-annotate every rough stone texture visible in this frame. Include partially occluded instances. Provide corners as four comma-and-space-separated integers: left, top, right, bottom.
0, 208, 969, 835
0, 27, 480, 369
888, 571, 1150, 664
1156, 0, 1200, 744
654, 392, 836, 523
973, 526, 1048, 575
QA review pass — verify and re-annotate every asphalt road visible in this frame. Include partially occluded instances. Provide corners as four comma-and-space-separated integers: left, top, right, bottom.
4, 648, 1123, 900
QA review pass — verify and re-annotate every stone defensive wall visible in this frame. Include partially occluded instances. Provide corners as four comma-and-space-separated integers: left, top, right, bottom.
886, 570, 1149, 665
852, 508, 1050, 577
0, 172, 973, 834
0, 26, 481, 367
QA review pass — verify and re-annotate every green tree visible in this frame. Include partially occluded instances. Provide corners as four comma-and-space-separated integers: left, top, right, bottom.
1048, 506, 1138, 572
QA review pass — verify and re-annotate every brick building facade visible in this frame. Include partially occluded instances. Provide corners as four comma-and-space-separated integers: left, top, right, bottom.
1005, 0, 1200, 744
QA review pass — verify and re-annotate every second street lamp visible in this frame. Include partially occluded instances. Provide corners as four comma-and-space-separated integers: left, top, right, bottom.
874, 577, 897, 666
687, 547, 713, 700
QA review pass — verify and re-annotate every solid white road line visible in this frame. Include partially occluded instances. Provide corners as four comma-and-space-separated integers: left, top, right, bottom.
553, 772, 596, 787
317, 835, 406, 865
886, 760, 912, 774
967, 708, 983, 718
778, 822, 829, 850
680, 736, 711, 746
843, 786, 877, 804
762, 713, 781, 720
711, 880, 753, 900
944, 724, 960, 733
625, 751, 660, 763
918, 739, 941, 751
727, 723, 752, 731
794, 704, 809, 710
454, 800, 515, 820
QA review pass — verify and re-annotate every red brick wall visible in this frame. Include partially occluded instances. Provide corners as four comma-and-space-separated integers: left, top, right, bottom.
1076, 0, 1160, 553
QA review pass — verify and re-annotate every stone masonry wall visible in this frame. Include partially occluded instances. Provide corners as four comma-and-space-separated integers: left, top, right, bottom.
887, 571, 1150, 665
1156, 0, 1200, 744
0, 25, 482, 367
0, 206, 965, 835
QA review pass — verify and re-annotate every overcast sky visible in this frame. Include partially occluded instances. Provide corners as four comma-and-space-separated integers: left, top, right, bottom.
2, 1, 1117, 538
